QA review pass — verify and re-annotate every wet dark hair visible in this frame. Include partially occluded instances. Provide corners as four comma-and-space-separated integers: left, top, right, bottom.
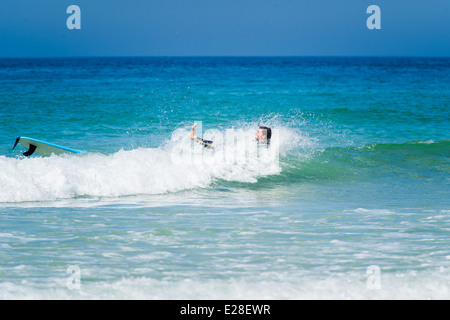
259, 126, 272, 142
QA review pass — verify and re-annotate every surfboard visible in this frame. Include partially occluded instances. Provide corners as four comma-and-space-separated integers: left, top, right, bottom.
13, 137, 87, 157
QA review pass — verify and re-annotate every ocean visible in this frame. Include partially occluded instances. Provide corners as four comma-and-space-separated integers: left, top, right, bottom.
0, 57, 449, 299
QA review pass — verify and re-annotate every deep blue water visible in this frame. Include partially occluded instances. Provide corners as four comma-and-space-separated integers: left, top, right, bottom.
0, 57, 449, 299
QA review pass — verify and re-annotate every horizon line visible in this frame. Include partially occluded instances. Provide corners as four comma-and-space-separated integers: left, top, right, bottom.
1, 54, 449, 60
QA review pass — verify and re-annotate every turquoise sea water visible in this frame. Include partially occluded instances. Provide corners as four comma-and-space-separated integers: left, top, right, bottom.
0, 57, 449, 299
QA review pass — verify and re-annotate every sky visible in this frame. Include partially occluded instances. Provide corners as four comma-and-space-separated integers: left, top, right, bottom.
0, 0, 449, 57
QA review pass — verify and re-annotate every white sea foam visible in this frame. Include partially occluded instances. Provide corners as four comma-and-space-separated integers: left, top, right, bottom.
0, 270, 448, 300
0, 126, 303, 203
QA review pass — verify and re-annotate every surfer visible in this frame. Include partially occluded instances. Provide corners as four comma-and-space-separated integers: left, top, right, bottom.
188, 123, 272, 148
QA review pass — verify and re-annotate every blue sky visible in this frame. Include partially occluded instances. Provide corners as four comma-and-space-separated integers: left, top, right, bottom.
1, 0, 449, 57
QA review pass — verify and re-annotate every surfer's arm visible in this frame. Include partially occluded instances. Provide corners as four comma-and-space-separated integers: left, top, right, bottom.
187, 123, 198, 140
187, 123, 214, 148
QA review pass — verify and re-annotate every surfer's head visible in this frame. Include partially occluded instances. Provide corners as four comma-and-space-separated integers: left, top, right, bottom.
256, 126, 272, 144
